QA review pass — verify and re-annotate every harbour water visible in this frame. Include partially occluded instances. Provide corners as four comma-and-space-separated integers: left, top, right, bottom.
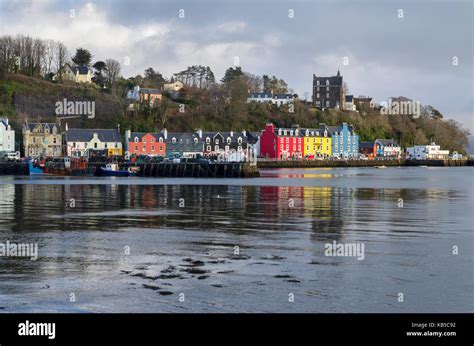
0, 167, 472, 312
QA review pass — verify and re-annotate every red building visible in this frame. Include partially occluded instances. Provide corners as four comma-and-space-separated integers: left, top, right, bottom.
260, 123, 303, 159
125, 131, 166, 157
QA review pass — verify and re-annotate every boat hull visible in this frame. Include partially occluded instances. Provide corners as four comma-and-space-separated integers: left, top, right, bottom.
97, 167, 130, 177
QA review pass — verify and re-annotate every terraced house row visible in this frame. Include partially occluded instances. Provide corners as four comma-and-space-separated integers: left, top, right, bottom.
260, 123, 360, 159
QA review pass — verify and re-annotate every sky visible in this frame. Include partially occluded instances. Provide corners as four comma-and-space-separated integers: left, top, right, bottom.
0, 0, 473, 134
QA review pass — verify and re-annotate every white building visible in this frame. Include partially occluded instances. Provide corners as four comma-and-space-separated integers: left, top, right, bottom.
0, 117, 15, 152
406, 143, 450, 160
247, 92, 295, 107
64, 124, 122, 157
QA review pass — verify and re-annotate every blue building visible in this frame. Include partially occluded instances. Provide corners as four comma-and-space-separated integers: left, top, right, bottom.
329, 123, 359, 158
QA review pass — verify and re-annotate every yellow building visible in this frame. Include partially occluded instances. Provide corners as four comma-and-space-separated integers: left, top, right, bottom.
22, 121, 62, 157
302, 126, 332, 158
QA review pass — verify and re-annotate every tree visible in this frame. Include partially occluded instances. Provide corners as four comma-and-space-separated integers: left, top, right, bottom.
53, 42, 68, 81
71, 48, 92, 66
221, 66, 244, 84
104, 58, 121, 88
92, 61, 106, 87
143, 67, 165, 88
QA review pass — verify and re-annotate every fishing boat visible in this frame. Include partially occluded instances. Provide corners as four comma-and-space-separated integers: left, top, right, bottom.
96, 163, 131, 177
374, 165, 387, 169
28, 160, 45, 175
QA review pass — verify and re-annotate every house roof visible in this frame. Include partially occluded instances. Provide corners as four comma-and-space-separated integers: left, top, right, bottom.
24, 122, 60, 132
65, 128, 121, 142
140, 88, 162, 95
73, 66, 90, 75
248, 93, 294, 99
130, 132, 165, 141
360, 141, 375, 149
313, 72, 343, 86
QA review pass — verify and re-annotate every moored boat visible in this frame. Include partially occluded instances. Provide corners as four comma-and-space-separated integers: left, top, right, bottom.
96, 163, 131, 177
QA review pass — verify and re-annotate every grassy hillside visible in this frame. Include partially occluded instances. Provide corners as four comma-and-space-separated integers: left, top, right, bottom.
0, 74, 470, 154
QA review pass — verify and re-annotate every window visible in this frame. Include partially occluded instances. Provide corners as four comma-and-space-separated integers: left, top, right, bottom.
159, 146, 163, 151
215, 139, 219, 144
238, 146, 242, 152
143, 138, 146, 144
73, 142, 76, 147
94, 143, 97, 148
225, 145, 229, 151
293, 145, 296, 151
227, 137, 231, 144
134, 137, 139, 143
340, 146, 343, 151
316, 80, 320, 86
142, 146, 146, 151
326, 80, 329, 85
317, 93, 320, 98
159, 137, 163, 143
151, 138, 155, 143
135, 145, 138, 151
53, 138, 57, 144
283, 130, 287, 136
317, 87, 320, 91
105, 143, 108, 148
326, 93, 329, 98
151, 146, 155, 151
326, 87, 329, 91
206, 137, 210, 143
115, 143, 118, 148
325, 101, 330, 107
238, 137, 242, 144
172, 137, 176, 143
207, 145, 211, 151
215, 145, 219, 151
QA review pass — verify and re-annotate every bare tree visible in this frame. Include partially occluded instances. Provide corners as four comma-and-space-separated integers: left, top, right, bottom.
54, 42, 69, 80
104, 58, 121, 88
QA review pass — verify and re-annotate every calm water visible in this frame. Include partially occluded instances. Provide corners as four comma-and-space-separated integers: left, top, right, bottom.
0, 167, 472, 312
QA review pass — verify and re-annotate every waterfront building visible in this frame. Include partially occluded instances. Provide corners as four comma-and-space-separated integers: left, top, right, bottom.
199, 130, 248, 161
301, 125, 332, 159
312, 70, 345, 110
329, 123, 359, 159
260, 123, 303, 159
0, 117, 15, 153
64, 125, 122, 157
359, 141, 376, 158
162, 129, 204, 158
406, 143, 449, 160
244, 130, 261, 160
125, 131, 166, 157
247, 92, 295, 107
22, 121, 62, 157
375, 139, 401, 157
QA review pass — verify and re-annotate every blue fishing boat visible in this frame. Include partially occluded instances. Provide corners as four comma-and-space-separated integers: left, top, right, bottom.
97, 163, 131, 177
28, 160, 45, 175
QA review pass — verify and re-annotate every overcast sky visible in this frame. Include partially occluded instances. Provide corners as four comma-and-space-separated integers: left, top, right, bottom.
0, 0, 472, 132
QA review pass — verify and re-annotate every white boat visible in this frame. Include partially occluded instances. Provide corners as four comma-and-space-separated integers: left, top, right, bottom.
374, 165, 387, 169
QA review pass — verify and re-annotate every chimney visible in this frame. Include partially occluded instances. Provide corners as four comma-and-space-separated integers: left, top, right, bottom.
242, 129, 246, 137
65, 122, 68, 131
162, 128, 168, 140
195, 128, 203, 138
230, 130, 234, 137
117, 124, 120, 133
